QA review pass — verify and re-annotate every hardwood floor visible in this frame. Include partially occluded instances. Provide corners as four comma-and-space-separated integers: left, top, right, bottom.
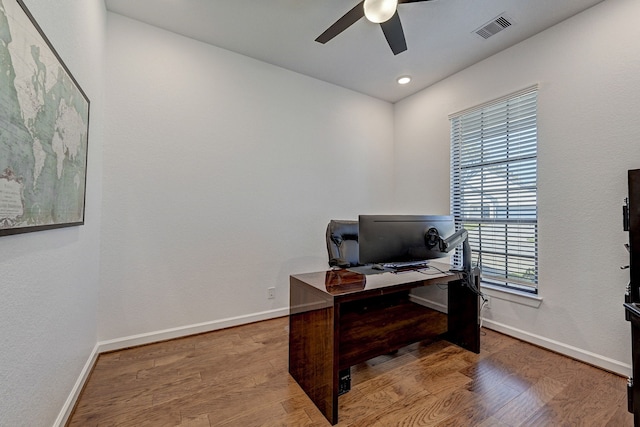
67, 317, 632, 426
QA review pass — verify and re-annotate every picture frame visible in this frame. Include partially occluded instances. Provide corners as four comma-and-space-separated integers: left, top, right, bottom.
0, 0, 90, 237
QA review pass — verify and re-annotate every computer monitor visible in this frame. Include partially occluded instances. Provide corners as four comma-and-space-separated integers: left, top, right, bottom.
358, 215, 456, 266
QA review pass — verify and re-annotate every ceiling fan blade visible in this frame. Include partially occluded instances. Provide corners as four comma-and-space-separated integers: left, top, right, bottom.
380, 11, 407, 55
315, 1, 365, 44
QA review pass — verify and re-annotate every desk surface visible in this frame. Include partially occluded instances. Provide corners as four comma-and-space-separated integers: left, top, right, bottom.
291, 261, 457, 298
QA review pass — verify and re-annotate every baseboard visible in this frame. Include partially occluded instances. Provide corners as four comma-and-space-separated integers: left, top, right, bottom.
409, 294, 448, 313
409, 296, 631, 377
96, 307, 289, 353
482, 318, 632, 377
53, 343, 100, 427
54, 307, 288, 426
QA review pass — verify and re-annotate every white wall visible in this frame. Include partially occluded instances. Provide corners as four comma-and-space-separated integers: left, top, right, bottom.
0, 0, 105, 426
99, 14, 395, 342
3, 1, 635, 423
395, 0, 640, 373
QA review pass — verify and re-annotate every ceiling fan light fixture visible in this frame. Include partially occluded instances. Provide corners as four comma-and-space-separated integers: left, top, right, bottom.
397, 75, 411, 85
363, 0, 398, 24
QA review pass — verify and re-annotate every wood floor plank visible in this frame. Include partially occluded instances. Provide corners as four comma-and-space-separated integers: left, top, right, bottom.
335, 387, 389, 425
522, 372, 628, 427
67, 317, 634, 427
179, 371, 303, 424
475, 416, 511, 427
96, 402, 182, 427
493, 375, 566, 426
175, 414, 211, 427
217, 402, 312, 427
606, 392, 635, 427
344, 389, 440, 427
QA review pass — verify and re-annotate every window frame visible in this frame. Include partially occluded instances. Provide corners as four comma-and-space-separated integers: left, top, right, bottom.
450, 86, 539, 294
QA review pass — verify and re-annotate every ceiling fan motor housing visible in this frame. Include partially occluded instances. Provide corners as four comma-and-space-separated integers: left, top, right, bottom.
364, 0, 398, 23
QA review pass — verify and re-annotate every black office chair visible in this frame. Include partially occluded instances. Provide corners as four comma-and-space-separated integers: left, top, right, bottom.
326, 220, 359, 268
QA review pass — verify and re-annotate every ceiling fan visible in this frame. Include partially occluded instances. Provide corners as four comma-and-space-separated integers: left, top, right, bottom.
315, 0, 435, 55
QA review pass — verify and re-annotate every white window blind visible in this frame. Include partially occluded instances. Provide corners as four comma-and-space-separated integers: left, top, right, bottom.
450, 86, 538, 292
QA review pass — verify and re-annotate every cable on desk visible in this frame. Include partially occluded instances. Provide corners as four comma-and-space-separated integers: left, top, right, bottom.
414, 263, 489, 331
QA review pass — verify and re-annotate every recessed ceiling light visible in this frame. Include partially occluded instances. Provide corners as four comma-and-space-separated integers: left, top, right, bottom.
397, 76, 411, 85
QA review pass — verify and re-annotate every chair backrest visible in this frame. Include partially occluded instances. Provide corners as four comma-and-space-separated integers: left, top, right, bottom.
326, 220, 359, 268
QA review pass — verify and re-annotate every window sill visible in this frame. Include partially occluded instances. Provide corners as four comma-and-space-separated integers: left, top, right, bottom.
480, 282, 543, 308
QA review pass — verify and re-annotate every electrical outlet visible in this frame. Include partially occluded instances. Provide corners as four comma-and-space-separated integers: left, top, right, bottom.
268, 287, 275, 299
484, 295, 491, 309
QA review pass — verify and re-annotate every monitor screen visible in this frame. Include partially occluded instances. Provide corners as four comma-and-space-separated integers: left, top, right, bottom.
358, 215, 455, 265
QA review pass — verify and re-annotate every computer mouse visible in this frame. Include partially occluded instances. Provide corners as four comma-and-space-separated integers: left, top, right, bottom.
372, 264, 385, 270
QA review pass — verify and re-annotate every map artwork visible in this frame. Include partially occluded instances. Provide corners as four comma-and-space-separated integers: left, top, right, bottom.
0, 0, 89, 236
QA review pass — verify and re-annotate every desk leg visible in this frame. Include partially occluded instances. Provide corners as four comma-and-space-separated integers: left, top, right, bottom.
289, 278, 339, 424
447, 273, 481, 354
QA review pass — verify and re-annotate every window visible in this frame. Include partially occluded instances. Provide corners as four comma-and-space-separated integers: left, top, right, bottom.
450, 86, 538, 293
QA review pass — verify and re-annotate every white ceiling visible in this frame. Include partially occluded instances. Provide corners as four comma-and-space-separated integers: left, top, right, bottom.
104, 0, 604, 103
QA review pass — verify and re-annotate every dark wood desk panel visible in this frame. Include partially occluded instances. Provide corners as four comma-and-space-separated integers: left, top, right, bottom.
289, 263, 480, 425
338, 292, 448, 369
288, 276, 337, 422
448, 277, 481, 353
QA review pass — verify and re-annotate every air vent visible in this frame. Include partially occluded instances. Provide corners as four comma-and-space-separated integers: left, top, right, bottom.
475, 15, 513, 39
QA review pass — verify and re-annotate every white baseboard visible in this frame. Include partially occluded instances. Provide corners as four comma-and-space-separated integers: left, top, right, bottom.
410, 295, 631, 378
53, 343, 100, 427
96, 307, 289, 353
482, 319, 632, 377
410, 294, 448, 313
54, 307, 288, 426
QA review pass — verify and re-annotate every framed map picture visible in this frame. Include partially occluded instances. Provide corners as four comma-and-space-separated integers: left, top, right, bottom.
0, 0, 89, 236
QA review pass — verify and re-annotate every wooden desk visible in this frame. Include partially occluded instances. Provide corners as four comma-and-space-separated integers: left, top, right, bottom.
288, 262, 480, 425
